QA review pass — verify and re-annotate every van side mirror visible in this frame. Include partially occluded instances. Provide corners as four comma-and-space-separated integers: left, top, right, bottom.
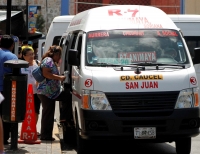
193, 47, 200, 64
68, 49, 80, 66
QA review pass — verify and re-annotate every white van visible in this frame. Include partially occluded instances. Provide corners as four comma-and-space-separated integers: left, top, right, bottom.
60, 5, 200, 154
169, 14, 200, 57
169, 14, 200, 106
39, 15, 74, 60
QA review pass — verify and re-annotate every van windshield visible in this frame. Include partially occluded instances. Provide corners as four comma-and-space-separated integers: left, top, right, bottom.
85, 30, 189, 66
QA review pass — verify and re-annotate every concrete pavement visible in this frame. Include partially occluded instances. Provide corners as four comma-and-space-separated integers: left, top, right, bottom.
3, 103, 62, 154
4, 121, 61, 154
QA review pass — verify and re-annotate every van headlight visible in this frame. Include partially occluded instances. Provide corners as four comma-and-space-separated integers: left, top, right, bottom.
175, 88, 199, 109
81, 90, 112, 110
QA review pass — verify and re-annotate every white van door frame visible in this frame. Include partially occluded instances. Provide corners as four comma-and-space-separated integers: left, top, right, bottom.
72, 32, 83, 93
60, 33, 71, 76
38, 39, 45, 61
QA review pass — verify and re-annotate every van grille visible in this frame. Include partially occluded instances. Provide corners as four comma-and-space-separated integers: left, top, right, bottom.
105, 91, 179, 117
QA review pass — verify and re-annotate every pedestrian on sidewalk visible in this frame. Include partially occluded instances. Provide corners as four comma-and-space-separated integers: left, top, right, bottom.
21, 40, 34, 51
0, 35, 18, 145
18, 46, 22, 59
37, 45, 66, 141
21, 48, 41, 132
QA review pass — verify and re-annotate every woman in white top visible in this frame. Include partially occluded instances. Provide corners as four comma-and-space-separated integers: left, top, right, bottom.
21, 47, 41, 126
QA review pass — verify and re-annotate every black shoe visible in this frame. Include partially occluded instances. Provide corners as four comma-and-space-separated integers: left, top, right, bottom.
40, 137, 55, 141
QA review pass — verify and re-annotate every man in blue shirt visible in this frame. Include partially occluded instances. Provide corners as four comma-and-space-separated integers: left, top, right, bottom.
0, 35, 18, 145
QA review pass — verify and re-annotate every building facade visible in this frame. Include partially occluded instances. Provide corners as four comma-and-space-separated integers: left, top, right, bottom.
68, 0, 181, 15
185, 0, 200, 14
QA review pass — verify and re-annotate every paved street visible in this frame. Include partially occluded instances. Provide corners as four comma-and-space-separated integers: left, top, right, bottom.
2, 102, 200, 154
61, 131, 200, 154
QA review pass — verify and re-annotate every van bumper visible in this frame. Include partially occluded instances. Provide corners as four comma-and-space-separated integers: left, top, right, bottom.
79, 108, 200, 142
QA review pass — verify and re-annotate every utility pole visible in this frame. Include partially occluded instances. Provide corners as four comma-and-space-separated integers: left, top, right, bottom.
6, 1, 19, 150
26, 0, 28, 41
46, 0, 48, 33
6, 0, 12, 35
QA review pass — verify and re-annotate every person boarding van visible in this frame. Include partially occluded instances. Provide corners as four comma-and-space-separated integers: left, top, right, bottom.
59, 5, 200, 154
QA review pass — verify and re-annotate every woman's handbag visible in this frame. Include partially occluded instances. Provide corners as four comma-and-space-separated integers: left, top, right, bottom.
32, 65, 45, 82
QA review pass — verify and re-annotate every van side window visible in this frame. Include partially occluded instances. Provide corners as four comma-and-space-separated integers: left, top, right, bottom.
71, 34, 78, 49
52, 36, 61, 45
77, 36, 82, 52
185, 36, 200, 58
64, 34, 71, 70
59, 38, 64, 47
76, 35, 82, 65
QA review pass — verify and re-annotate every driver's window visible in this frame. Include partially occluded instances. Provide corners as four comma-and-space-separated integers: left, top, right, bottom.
75, 34, 82, 65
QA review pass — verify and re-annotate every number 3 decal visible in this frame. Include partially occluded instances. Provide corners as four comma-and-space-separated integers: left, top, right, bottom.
85, 79, 93, 87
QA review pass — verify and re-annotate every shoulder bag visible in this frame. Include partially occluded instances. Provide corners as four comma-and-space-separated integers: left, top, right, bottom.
32, 64, 45, 83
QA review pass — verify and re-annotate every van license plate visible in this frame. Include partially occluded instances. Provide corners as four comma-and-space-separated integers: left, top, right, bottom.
134, 127, 156, 139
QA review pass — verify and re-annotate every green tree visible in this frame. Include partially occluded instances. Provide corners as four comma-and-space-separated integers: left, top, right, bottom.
36, 14, 45, 32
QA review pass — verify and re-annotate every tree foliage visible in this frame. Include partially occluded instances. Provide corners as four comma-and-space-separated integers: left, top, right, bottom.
36, 14, 45, 32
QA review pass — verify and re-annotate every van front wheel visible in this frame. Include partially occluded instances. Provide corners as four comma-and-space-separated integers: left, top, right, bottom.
175, 137, 191, 154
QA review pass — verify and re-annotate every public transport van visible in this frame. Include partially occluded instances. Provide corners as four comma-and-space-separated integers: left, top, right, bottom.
169, 14, 200, 106
168, 14, 200, 57
42, 15, 74, 59
60, 5, 200, 154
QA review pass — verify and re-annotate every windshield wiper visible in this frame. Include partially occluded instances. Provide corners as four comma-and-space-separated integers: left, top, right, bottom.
89, 62, 145, 72
130, 62, 154, 66
88, 62, 122, 66
88, 62, 186, 71
153, 63, 185, 68
88, 62, 138, 67
129, 62, 186, 69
